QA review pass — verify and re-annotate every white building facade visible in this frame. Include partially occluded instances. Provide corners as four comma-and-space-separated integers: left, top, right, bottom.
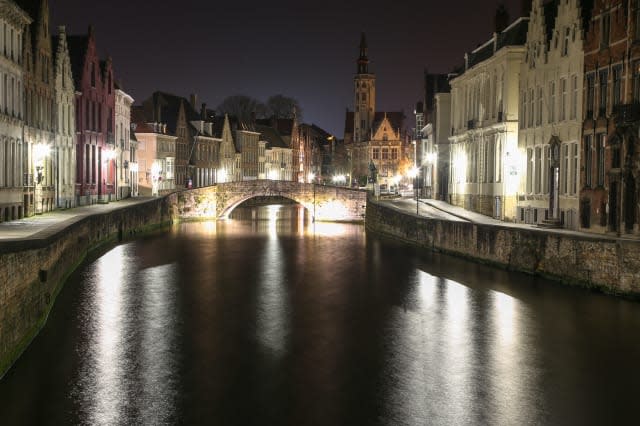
517, 0, 586, 229
115, 87, 134, 199
53, 25, 75, 209
0, 1, 29, 221
449, 18, 528, 220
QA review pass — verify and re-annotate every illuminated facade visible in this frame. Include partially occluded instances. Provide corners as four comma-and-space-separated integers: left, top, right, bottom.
20, 0, 55, 215
115, 85, 133, 199
52, 25, 76, 209
132, 118, 176, 196
216, 114, 236, 183
580, 0, 640, 235
67, 27, 116, 205
449, 18, 528, 220
0, 1, 30, 221
517, 0, 588, 229
344, 33, 406, 188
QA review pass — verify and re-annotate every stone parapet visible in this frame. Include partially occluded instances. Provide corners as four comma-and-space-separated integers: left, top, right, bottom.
366, 198, 640, 297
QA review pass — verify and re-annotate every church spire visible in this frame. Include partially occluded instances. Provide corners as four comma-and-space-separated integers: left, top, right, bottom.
357, 32, 369, 74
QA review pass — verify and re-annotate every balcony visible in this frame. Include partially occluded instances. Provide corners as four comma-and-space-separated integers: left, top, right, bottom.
613, 104, 640, 126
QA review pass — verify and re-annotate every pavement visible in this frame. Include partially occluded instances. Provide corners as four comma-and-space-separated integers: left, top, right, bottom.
379, 196, 640, 242
0, 197, 156, 242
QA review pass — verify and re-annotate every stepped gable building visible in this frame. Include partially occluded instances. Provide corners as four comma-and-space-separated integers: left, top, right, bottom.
344, 33, 406, 188
448, 11, 529, 220
580, 0, 640, 236
517, 0, 592, 230
67, 26, 115, 205
18, 0, 55, 216
216, 114, 238, 183
0, 1, 30, 222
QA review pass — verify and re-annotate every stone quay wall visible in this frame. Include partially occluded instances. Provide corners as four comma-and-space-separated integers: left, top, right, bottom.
366, 198, 640, 297
0, 198, 173, 378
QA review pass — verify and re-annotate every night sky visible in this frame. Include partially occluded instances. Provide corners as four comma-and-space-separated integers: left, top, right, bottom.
51, 0, 524, 136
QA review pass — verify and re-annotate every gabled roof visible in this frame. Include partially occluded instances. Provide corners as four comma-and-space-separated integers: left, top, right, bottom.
467, 17, 529, 70
65, 34, 89, 88
343, 110, 404, 138
256, 124, 288, 149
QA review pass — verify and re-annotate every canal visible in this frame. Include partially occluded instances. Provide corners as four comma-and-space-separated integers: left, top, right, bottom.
0, 203, 639, 425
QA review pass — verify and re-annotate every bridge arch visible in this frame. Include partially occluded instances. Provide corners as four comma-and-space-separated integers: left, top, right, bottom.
170, 180, 367, 223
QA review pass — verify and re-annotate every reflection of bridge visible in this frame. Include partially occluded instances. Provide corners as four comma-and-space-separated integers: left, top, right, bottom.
168, 180, 367, 222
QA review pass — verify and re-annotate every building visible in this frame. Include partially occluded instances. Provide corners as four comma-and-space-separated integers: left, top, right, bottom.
417, 72, 452, 199
517, 0, 590, 229
0, 1, 30, 221
52, 25, 76, 209
580, 0, 640, 235
216, 114, 237, 183
19, 0, 56, 216
299, 123, 335, 183
344, 33, 407, 189
189, 103, 218, 188
67, 27, 116, 205
448, 14, 529, 220
257, 123, 293, 181
114, 83, 134, 199
132, 106, 176, 196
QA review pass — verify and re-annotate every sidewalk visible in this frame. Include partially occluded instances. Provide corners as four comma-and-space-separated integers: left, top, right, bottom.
380, 196, 640, 243
0, 197, 155, 242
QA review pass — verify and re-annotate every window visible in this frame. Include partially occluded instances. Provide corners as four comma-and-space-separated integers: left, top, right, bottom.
571, 75, 578, 120
596, 134, 605, 187
562, 144, 569, 194
91, 62, 95, 87
372, 148, 380, 160
391, 148, 398, 160
613, 66, 622, 107
543, 146, 550, 193
529, 88, 534, 127
599, 69, 608, 117
586, 73, 595, 117
549, 81, 556, 123
571, 143, 578, 195
382, 147, 389, 160
585, 135, 593, 188
535, 146, 542, 194
560, 78, 567, 121
636, 0, 640, 40
601, 12, 610, 49
537, 86, 543, 125
563, 27, 570, 56
527, 148, 533, 193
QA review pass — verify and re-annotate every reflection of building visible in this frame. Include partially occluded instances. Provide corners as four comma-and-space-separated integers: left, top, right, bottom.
517, 0, 588, 230
580, 0, 640, 236
449, 13, 528, 220
344, 33, 406, 188
68, 26, 116, 205
0, 2, 30, 221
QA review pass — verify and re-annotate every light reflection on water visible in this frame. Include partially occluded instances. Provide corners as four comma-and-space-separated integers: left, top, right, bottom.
1, 203, 639, 425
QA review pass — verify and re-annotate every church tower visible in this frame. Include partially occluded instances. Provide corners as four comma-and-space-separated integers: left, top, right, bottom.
353, 33, 375, 143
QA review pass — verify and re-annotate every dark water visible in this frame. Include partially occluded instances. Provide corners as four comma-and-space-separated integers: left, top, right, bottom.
1, 204, 640, 425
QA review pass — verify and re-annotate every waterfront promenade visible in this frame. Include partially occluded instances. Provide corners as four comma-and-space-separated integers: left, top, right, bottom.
0, 195, 635, 244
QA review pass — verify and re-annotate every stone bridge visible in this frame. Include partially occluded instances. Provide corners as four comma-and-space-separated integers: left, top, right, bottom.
168, 180, 367, 222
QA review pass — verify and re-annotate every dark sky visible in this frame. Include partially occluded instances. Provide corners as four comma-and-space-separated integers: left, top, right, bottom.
51, 0, 524, 136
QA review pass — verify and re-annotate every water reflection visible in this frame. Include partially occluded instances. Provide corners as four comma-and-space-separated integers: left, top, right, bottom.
72, 245, 179, 425
1, 204, 640, 425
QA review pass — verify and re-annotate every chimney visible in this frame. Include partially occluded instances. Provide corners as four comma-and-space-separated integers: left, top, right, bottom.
201, 103, 207, 120
521, 0, 532, 17
495, 4, 509, 33
58, 25, 66, 35
190, 94, 198, 109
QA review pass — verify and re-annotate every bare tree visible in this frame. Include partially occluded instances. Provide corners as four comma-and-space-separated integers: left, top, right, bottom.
216, 95, 266, 122
266, 94, 303, 120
